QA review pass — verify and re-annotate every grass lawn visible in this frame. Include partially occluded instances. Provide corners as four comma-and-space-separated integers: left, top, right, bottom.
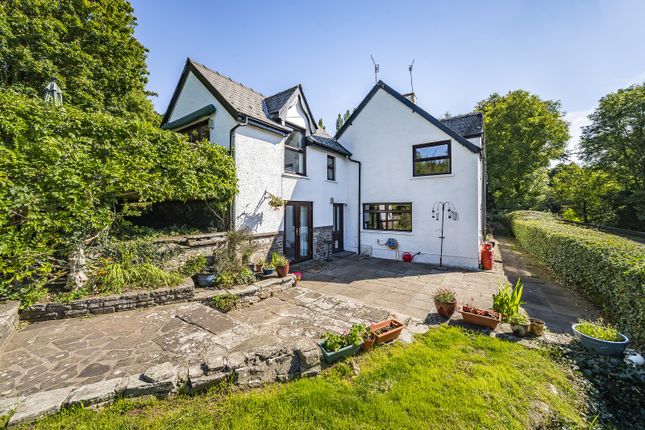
14, 326, 586, 430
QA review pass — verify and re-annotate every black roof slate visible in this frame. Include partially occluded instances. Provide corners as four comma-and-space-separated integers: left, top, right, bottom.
264, 86, 299, 115
440, 113, 483, 138
307, 129, 352, 156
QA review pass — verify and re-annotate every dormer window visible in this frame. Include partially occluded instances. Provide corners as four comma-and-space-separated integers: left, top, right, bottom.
284, 131, 306, 175
180, 120, 210, 143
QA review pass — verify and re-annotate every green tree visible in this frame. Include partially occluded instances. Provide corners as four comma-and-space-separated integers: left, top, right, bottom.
476, 90, 570, 209
0, 0, 156, 122
0, 90, 237, 303
317, 118, 325, 130
551, 163, 620, 224
336, 113, 344, 132
344, 109, 351, 123
579, 83, 645, 228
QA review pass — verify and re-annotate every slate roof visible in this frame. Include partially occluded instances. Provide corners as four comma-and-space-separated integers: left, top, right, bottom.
188, 60, 287, 130
440, 112, 483, 138
264, 85, 299, 115
307, 129, 352, 156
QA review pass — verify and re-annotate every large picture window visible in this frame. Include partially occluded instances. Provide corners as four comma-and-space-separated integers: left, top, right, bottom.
285, 131, 306, 175
413, 141, 451, 176
180, 120, 210, 143
363, 203, 412, 232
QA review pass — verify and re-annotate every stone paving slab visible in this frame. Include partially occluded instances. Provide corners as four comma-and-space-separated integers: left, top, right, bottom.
0, 285, 392, 400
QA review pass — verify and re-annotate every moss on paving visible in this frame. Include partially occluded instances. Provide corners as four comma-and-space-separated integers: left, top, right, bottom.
16, 326, 586, 429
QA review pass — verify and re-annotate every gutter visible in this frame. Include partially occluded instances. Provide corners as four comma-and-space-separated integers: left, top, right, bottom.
229, 117, 249, 230
347, 156, 362, 256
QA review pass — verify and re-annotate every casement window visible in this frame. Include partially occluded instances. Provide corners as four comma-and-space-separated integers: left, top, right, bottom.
413, 140, 451, 176
327, 155, 336, 181
284, 131, 306, 175
363, 203, 412, 232
180, 120, 210, 143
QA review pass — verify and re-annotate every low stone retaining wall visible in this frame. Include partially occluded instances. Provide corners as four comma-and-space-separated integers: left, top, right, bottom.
1, 323, 320, 427
0, 301, 19, 352
19, 276, 297, 323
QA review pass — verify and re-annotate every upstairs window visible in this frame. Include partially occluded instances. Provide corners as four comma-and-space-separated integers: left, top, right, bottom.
181, 120, 210, 143
363, 203, 412, 232
285, 131, 306, 175
327, 155, 336, 181
413, 141, 451, 176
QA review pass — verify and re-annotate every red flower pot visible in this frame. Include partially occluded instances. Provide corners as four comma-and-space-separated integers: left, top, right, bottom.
371, 319, 405, 345
276, 263, 289, 278
434, 299, 457, 318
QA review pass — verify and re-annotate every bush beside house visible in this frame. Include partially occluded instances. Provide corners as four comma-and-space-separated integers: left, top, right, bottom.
508, 211, 645, 347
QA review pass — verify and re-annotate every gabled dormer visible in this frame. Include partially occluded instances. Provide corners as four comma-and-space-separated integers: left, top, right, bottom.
264, 85, 317, 135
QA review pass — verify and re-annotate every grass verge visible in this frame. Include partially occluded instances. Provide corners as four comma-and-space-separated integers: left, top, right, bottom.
15, 326, 586, 429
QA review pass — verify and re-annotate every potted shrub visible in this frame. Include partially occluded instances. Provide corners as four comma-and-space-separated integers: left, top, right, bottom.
433, 288, 457, 318
459, 304, 501, 329
371, 319, 405, 345
572, 320, 629, 356
509, 313, 530, 337
529, 318, 545, 336
254, 259, 264, 273
271, 252, 290, 277
318, 323, 366, 363
184, 256, 217, 288
262, 264, 275, 276
492, 279, 524, 322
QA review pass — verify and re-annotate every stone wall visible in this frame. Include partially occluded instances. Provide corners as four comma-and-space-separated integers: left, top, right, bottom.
20, 276, 297, 323
313, 226, 333, 260
0, 301, 19, 352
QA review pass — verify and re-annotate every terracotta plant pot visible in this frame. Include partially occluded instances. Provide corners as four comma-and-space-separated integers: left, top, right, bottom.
255, 264, 264, 272
434, 299, 457, 318
371, 319, 405, 345
276, 263, 290, 278
459, 307, 501, 330
362, 336, 375, 351
529, 318, 545, 336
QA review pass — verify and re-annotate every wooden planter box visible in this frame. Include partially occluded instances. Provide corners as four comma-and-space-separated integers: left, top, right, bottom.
459, 309, 501, 329
318, 341, 362, 363
371, 319, 405, 345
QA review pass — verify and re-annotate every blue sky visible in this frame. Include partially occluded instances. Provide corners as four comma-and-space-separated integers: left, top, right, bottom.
131, 0, 645, 152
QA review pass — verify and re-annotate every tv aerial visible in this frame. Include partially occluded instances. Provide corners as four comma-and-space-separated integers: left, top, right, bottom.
370, 54, 380, 84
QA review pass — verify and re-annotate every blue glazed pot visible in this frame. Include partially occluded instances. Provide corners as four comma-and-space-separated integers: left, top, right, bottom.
262, 268, 274, 276
572, 323, 629, 356
192, 273, 216, 288
318, 341, 362, 364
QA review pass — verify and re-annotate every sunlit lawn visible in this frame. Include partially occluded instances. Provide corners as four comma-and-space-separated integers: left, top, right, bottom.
15, 326, 585, 430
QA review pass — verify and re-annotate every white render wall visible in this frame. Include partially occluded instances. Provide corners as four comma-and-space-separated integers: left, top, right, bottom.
166, 72, 237, 150
338, 88, 483, 268
233, 125, 357, 240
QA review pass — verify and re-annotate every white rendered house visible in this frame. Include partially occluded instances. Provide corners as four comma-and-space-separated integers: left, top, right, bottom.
161, 58, 485, 268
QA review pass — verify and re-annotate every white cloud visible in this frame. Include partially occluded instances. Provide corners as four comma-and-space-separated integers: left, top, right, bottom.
564, 108, 594, 163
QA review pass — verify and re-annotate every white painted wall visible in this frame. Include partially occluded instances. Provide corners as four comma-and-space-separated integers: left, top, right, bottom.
338, 88, 483, 268
166, 72, 237, 150
233, 124, 356, 241
284, 98, 308, 130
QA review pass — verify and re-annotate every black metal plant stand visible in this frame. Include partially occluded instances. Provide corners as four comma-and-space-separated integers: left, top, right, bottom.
431, 201, 459, 267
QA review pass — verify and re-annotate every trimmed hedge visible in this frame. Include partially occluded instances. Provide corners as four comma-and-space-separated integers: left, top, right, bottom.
508, 211, 645, 347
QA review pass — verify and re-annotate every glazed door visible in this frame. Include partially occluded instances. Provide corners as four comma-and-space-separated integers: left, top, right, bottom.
332, 204, 344, 252
284, 202, 313, 263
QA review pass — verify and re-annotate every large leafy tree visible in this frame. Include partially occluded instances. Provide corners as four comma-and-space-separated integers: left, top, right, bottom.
477, 90, 570, 209
579, 83, 645, 228
0, 0, 157, 122
550, 163, 620, 224
0, 90, 237, 303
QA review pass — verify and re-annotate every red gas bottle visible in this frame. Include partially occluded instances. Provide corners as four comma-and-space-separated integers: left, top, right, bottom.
481, 242, 494, 270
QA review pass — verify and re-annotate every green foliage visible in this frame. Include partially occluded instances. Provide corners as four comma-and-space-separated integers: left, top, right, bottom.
27, 327, 588, 429
580, 83, 645, 230
432, 288, 456, 303
508, 313, 529, 325
575, 319, 622, 342
492, 279, 525, 321
179, 256, 208, 277
0, 90, 237, 305
215, 267, 255, 288
212, 293, 239, 313
550, 163, 621, 224
270, 252, 288, 268
476, 90, 570, 210
0, 0, 157, 122
509, 211, 645, 347
322, 323, 370, 352
92, 259, 182, 295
